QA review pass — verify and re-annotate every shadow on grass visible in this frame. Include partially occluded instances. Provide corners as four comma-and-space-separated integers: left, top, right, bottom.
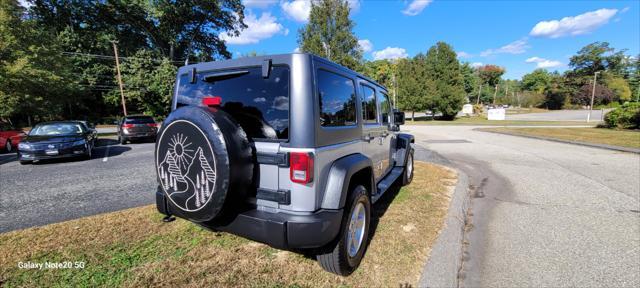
295, 177, 406, 260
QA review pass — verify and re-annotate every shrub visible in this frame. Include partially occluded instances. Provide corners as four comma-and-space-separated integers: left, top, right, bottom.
604, 102, 640, 129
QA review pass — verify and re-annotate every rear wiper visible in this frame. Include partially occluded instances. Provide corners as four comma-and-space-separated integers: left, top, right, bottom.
202, 70, 249, 82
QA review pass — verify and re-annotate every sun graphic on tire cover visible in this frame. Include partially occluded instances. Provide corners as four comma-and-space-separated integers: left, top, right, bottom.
157, 129, 217, 211
168, 133, 194, 170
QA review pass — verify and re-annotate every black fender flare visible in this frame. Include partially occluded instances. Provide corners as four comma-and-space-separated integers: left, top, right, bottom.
320, 153, 374, 210
395, 133, 414, 167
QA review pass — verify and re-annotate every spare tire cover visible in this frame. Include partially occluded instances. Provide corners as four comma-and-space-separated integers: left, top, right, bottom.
156, 106, 253, 222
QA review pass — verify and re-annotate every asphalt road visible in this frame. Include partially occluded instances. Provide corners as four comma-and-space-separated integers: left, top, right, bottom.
0, 139, 157, 233
507, 109, 612, 121
406, 125, 640, 287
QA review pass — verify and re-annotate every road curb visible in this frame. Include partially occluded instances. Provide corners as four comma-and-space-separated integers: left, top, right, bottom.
414, 145, 471, 288
476, 128, 640, 154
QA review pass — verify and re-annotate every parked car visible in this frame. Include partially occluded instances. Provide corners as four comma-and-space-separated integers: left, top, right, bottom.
0, 122, 25, 153
117, 115, 158, 144
154, 53, 414, 276
17, 121, 97, 164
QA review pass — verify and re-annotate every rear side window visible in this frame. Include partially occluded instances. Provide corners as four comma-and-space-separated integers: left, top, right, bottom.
176, 66, 289, 140
361, 84, 377, 124
317, 70, 356, 127
124, 116, 155, 124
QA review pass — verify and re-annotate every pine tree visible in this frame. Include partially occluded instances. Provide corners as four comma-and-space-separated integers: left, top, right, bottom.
424, 42, 466, 120
298, 0, 362, 70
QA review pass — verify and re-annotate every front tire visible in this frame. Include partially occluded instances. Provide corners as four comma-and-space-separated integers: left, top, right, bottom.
402, 149, 414, 186
317, 185, 371, 276
20, 160, 31, 165
5, 140, 12, 153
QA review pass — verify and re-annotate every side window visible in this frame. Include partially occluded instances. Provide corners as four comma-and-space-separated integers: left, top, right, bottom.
379, 92, 391, 124
361, 84, 378, 124
317, 69, 357, 127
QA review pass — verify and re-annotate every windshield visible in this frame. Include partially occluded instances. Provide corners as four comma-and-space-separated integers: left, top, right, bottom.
176, 66, 290, 140
30, 123, 84, 136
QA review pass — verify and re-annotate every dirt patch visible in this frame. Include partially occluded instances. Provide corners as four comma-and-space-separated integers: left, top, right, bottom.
0, 162, 456, 287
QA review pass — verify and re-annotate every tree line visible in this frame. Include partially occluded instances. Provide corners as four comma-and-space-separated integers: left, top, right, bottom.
1, 0, 246, 126
2, 0, 638, 127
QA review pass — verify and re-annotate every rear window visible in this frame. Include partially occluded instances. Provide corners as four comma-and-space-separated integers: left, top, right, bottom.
124, 116, 155, 124
176, 66, 289, 140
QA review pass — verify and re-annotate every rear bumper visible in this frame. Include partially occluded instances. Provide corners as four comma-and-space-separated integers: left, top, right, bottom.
156, 189, 343, 249
122, 134, 156, 140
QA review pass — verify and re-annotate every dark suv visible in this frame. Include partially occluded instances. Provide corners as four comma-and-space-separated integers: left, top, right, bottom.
117, 115, 158, 144
154, 53, 414, 275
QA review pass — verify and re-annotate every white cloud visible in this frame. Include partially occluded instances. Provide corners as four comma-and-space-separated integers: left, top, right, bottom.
281, 0, 312, 22
281, 0, 360, 23
348, 0, 361, 12
402, 0, 433, 16
525, 57, 563, 68
457, 51, 472, 59
242, 0, 278, 9
480, 38, 529, 57
293, 47, 301, 53
220, 12, 284, 45
471, 62, 484, 68
621, 7, 630, 13
358, 39, 373, 53
372, 47, 408, 60
530, 8, 618, 38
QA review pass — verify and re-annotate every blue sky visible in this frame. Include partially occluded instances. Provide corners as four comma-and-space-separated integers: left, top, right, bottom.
228, 0, 640, 79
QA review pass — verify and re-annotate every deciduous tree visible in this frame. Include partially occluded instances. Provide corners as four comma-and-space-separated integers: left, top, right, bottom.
298, 0, 362, 70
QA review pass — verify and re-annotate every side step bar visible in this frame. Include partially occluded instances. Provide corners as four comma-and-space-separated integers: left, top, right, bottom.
371, 167, 404, 203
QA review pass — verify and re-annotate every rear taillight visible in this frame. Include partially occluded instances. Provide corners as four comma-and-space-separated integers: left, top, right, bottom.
202, 96, 222, 107
146, 123, 158, 128
122, 124, 134, 129
290, 152, 314, 184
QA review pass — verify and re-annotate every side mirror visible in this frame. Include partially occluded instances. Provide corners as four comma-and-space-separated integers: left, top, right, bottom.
393, 111, 405, 126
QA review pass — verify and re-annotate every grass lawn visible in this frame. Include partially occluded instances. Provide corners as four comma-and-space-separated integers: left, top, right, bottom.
480, 127, 640, 149
405, 116, 596, 126
0, 162, 456, 287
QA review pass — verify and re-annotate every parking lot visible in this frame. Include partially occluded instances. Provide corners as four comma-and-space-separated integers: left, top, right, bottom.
0, 139, 156, 233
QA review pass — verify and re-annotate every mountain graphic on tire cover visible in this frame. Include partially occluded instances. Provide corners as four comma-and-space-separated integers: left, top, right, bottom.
158, 144, 216, 211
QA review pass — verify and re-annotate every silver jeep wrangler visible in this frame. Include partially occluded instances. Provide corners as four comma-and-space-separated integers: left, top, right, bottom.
155, 53, 414, 275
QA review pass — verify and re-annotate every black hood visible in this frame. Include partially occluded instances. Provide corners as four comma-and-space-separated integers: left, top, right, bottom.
25, 134, 84, 144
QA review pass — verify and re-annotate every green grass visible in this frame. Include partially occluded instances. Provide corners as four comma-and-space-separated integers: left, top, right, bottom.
480, 127, 640, 149
0, 163, 455, 287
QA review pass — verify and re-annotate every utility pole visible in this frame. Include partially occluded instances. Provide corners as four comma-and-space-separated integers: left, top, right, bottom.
493, 84, 498, 105
392, 71, 397, 107
477, 83, 482, 105
504, 84, 509, 104
587, 71, 600, 122
112, 41, 127, 116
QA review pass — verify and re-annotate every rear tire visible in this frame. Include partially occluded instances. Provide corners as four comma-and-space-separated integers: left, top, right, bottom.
317, 185, 371, 276
5, 140, 12, 153
119, 135, 126, 145
20, 160, 31, 165
402, 149, 414, 186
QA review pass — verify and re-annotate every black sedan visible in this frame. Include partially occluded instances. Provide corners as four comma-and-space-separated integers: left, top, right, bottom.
17, 121, 97, 164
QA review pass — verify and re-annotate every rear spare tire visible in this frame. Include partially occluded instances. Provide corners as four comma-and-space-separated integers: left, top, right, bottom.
155, 106, 254, 222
